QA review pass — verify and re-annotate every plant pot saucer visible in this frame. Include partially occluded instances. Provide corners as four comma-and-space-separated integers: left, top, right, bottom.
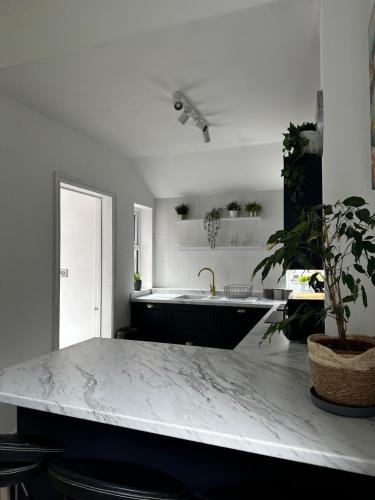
310, 387, 375, 418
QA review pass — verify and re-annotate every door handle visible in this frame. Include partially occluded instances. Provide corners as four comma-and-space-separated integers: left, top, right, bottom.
283, 304, 288, 320
237, 309, 246, 314
146, 304, 154, 309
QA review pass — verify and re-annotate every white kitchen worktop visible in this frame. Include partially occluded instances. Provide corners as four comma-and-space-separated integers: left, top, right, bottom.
0, 294, 374, 477
131, 288, 277, 308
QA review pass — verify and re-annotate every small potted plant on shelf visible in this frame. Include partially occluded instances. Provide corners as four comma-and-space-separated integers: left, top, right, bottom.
245, 202, 262, 217
252, 196, 375, 413
226, 201, 241, 218
133, 272, 142, 291
175, 203, 189, 220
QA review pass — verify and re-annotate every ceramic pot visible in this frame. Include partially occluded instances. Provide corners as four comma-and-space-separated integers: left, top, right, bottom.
229, 210, 239, 218
178, 214, 186, 220
134, 280, 142, 291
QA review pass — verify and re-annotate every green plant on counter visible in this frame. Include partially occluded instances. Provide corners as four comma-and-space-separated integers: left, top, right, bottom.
282, 121, 317, 209
226, 201, 241, 211
175, 203, 189, 216
245, 202, 262, 217
252, 196, 375, 343
298, 274, 310, 284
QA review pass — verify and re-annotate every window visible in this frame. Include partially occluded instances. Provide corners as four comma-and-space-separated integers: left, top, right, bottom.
134, 208, 140, 275
134, 203, 153, 288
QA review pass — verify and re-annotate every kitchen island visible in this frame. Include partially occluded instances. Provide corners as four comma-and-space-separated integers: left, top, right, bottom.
0, 299, 374, 496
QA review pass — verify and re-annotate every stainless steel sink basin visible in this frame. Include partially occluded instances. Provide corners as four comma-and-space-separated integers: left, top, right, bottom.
175, 294, 209, 300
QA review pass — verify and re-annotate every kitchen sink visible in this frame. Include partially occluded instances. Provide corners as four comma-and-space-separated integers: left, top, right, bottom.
175, 294, 210, 300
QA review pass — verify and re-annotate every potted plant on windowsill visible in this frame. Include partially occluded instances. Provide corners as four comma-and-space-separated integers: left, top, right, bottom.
175, 203, 189, 220
133, 272, 142, 291
226, 201, 241, 218
252, 196, 375, 412
245, 202, 262, 217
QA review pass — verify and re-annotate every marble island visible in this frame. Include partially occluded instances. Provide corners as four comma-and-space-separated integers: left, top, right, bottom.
0, 300, 374, 479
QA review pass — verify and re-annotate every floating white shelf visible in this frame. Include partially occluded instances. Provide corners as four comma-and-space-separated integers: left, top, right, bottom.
176, 245, 264, 251
175, 217, 261, 223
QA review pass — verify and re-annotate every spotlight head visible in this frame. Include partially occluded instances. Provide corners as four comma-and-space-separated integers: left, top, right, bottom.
177, 111, 190, 125
202, 125, 211, 143
173, 91, 183, 111
174, 100, 183, 111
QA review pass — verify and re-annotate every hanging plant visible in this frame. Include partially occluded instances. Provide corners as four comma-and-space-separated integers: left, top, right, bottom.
204, 208, 221, 249
282, 122, 317, 210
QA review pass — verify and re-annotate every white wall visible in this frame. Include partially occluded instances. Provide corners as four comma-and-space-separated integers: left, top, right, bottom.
0, 93, 154, 430
320, 0, 375, 335
132, 142, 283, 199
154, 190, 284, 290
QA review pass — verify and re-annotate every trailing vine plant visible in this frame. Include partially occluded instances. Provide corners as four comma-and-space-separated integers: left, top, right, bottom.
204, 208, 221, 249
282, 122, 317, 209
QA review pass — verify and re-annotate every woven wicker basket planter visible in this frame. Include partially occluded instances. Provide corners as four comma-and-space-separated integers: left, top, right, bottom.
307, 334, 375, 407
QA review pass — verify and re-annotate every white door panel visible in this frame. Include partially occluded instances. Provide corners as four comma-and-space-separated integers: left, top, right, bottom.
59, 188, 102, 348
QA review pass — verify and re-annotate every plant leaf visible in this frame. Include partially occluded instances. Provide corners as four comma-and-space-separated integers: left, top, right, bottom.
362, 285, 368, 307
343, 196, 366, 207
354, 263, 366, 274
356, 208, 371, 222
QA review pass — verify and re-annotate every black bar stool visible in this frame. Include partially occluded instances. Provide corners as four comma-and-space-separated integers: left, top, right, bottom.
0, 434, 65, 499
49, 458, 193, 499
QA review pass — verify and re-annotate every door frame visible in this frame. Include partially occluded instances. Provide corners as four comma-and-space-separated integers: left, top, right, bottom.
53, 172, 116, 350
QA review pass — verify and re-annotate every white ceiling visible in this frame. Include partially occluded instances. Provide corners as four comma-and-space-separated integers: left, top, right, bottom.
0, 0, 320, 196
0, 0, 51, 18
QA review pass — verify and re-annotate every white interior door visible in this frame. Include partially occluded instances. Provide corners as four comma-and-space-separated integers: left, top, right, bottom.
59, 187, 102, 348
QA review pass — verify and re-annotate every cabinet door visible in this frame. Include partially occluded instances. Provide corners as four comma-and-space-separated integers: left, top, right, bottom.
166, 304, 211, 346
131, 302, 167, 342
212, 307, 269, 349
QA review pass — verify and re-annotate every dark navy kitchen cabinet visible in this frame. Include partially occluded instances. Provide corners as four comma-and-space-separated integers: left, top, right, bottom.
213, 306, 269, 349
131, 302, 270, 349
166, 304, 212, 346
131, 302, 167, 341
284, 153, 323, 269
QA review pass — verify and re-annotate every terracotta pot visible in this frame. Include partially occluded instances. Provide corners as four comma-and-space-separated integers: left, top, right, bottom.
307, 334, 375, 407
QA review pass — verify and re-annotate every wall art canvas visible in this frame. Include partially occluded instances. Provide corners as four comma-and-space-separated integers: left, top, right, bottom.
369, 3, 375, 188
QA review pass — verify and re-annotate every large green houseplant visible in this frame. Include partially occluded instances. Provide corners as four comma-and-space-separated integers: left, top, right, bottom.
253, 196, 375, 408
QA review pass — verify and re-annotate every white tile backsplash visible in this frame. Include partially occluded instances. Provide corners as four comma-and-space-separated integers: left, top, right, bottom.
154, 191, 285, 290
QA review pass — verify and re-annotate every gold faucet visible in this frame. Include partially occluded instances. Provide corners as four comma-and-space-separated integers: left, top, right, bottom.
198, 267, 216, 296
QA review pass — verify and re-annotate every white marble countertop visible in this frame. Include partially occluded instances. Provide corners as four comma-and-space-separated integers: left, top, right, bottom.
131, 288, 278, 308
0, 293, 374, 477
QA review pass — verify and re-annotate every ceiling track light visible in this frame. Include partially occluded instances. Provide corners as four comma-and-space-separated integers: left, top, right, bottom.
177, 110, 190, 125
173, 91, 211, 143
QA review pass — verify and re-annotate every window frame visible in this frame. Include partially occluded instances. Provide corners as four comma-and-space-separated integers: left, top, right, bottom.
134, 208, 141, 275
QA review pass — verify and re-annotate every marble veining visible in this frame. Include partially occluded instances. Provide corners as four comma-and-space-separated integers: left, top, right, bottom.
0, 300, 374, 477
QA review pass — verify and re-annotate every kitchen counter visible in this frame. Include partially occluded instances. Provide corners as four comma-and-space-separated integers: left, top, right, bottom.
0, 298, 374, 477
131, 288, 278, 308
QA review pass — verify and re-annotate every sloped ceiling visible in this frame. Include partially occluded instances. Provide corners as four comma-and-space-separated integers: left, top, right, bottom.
0, 0, 320, 195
